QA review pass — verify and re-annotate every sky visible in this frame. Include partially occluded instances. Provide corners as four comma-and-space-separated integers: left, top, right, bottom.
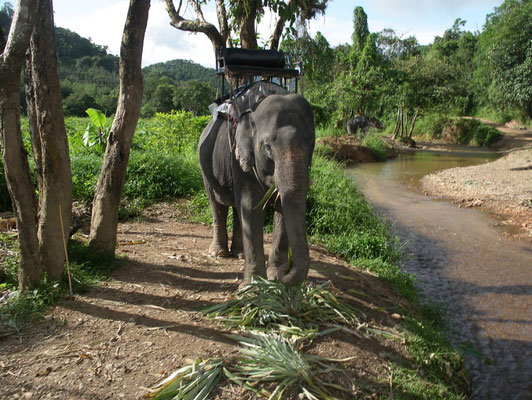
2, 0, 504, 68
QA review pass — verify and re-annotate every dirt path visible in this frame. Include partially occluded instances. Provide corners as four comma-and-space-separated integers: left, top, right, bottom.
0, 204, 413, 399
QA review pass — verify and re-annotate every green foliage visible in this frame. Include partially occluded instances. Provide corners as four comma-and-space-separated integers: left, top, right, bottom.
173, 80, 216, 115
307, 155, 398, 264
476, 0, 532, 118
135, 111, 210, 153
83, 108, 112, 149
362, 131, 389, 161
0, 281, 64, 331
352, 6, 369, 51
70, 152, 102, 202
452, 118, 503, 146
0, 239, 116, 331
413, 114, 453, 139
63, 92, 100, 117
123, 151, 203, 202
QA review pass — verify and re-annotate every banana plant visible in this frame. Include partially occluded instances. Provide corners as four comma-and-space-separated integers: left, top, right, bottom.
83, 108, 111, 148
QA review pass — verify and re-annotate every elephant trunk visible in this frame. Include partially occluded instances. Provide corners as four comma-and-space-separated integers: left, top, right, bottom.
275, 159, 311, 286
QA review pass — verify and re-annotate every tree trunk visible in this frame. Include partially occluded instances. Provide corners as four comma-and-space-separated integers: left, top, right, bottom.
408, 108, 420, 139
0, 0, 41, 289
403, 111, 408, 138
89, 0, 150, 253
26, 0, 72, 280
391, 107, 400, 140
239, 2, 257, 49
399, 108, 404, 138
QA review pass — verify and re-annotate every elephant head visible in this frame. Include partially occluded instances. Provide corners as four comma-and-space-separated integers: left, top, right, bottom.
234, 94, 315, 286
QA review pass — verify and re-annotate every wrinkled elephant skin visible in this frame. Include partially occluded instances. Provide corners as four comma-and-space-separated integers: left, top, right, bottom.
198, 94, 315, 286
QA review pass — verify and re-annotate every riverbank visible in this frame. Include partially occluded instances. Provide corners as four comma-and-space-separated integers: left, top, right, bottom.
419, 120, 532, 241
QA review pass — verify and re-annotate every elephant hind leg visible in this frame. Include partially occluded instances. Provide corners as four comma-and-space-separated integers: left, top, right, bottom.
230, 208, 245, 260
267, 210, 288, 280
208, 201, 230, 258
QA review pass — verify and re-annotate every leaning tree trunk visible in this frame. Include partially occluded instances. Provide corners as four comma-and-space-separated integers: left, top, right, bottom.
26, 0, 72, 280
391, 107, 400, 140
89, 0, 150, 253
0, 0, 41, 289
403, 111, 408, 138
408, 108, 420, 139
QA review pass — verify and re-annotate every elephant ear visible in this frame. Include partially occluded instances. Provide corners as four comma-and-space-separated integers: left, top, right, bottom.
234, 111, 255, 172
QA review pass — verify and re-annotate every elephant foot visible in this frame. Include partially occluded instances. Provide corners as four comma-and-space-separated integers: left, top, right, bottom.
266, 265, 279, 281
238, 277, 252, 290
209, 244, 230, 258
231, 248, 245, 260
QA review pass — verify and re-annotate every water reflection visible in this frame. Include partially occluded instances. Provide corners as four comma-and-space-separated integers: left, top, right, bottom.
352, 151, 500, 187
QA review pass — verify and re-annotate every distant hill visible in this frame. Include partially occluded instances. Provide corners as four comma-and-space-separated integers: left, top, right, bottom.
1, 3, 216, 116
143, 59, 216, 84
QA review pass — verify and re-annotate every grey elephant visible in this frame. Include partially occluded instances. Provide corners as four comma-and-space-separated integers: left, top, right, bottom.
346, 115, 383, 137
198, 83, 315, 286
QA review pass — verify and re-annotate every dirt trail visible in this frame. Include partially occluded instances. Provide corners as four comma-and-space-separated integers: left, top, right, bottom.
0, 204, 413, 400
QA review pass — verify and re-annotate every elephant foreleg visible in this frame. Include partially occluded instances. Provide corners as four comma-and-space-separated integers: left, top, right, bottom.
267, 210, 288, 280
208, 200, 230, 257
238, 201, 267, 285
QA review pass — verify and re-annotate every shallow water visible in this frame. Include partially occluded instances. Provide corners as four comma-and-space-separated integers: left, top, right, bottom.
353, 150, 500, 188
347, 152, 532, 400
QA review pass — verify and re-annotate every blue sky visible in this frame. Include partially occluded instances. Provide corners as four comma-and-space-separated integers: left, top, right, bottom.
2, 0, 503, 68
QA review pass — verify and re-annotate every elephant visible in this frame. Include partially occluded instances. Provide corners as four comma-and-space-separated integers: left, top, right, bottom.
346, 115, 383, 137
198, 85, 315, 287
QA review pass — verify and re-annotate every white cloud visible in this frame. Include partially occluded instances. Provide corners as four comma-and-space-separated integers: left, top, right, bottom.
54, 1, 129, 56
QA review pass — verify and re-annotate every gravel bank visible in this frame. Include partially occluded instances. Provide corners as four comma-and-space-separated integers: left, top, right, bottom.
421, 148, 532, 240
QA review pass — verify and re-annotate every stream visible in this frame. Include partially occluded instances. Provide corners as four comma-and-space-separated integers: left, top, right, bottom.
347, 152, 532, 400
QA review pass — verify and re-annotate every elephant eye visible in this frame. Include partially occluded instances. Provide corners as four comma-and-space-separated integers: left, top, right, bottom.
264, 143, 272, 156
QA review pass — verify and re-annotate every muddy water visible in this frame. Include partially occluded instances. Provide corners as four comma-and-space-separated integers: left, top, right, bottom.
347, 153, 532, 400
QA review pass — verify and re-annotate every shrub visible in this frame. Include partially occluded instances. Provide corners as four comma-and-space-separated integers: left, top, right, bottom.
362, 131, 389, 161
307, 155, 397, 263
452, 118, 502, 146
70, 153, 102, 202
413, 114, 453, 139
123, 151, 203, 201
134, 111, 210, 153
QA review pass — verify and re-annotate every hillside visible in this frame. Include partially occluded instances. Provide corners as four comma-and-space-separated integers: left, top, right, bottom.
0, 3, 216, 117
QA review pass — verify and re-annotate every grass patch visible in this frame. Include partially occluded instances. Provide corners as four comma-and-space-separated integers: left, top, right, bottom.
0, 239, 116, 333
362, 131, 390, 161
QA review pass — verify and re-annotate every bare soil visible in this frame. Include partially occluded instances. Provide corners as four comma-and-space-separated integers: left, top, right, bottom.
1, 203, 415, 399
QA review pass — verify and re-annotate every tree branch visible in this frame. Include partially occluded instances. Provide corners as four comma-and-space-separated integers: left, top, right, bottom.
164, 0, 225, 49
190, 0, 206, 22
269, 13, 287, 50
215, 0, 229, 43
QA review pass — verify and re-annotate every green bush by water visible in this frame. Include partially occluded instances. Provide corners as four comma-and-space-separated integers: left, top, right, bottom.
452, 118, 502, 146
361, 131, 390, 161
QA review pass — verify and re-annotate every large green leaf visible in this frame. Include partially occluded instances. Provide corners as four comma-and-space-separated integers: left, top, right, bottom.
85, 108, 106, 128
